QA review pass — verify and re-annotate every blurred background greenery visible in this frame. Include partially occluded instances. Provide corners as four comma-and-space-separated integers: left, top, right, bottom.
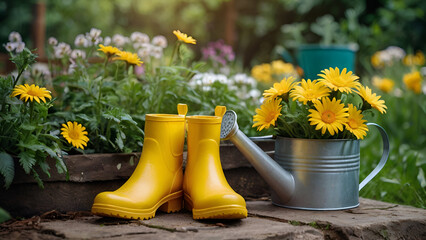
0, 0, 425, 209
1, 0, 425, 72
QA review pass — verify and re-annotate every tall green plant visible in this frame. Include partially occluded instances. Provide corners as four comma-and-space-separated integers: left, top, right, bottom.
0, 47, 67, 189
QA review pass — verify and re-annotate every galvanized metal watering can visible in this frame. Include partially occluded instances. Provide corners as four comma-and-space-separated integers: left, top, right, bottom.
220, 111, 389, 210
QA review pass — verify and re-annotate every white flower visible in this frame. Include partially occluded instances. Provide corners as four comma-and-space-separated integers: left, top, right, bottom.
103, 36, 112, 46
394, 88, 403, 98
48, 37, 58, 46
112, 34, 128, 47
54, 42, 72, 58
384, 46, 406, 60
8, 32, 22, 43
248, 89, 261, 99
151, 35, 167, 48
31, 63, 51, 78
130, 32, 149, 43
137, 44, 152, 60
71, 49, 86, 59
4, 42, 16, 52
420, 67, 426, 77
15, 42, 25, 53
68, 58, 77, 74
75, 34, 89, 47
88, 28, 102, 39
85, 28, 103, 46
150, 46, 163, 59
232, 73, 257, 87
133, 42, 144, 49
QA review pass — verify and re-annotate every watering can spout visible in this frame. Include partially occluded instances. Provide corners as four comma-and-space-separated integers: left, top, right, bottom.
220, 111, 295, 203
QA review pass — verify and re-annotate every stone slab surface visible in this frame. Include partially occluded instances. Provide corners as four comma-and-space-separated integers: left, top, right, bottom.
1, 198, 425, 240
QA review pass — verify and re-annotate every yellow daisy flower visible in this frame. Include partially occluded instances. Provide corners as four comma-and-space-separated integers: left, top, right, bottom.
317, 67, 361, 93
98, 44, 120, 57
61, 121, 89, 150
371, 51, 384, 68
271, 60, 296, 75
173, 30, 196, 44
113, 51, 143, 66
308, 97, 349, 136
263, 76, 296, 99
252, 98, 282, 131
403, 51, 425, 66
356, 86, 387, 114
345, 104, 368, 140
403, 71, 422, 94
290, 79, 330, 104
251, 63, 272, 83
11, 84, 52, 103
372, 76, 395, 93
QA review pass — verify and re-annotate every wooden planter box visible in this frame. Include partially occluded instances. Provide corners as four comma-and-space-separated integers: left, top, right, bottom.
0, 140, 274, 217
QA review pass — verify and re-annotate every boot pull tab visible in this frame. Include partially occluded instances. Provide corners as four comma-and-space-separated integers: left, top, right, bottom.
177, 103, 188, 116
215, 106, 226, 118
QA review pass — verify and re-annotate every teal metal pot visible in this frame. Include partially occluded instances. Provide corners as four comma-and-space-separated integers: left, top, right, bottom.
297, 44, 357, 80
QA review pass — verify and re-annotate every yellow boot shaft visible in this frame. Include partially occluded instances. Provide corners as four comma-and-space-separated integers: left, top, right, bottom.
183, 113, 247, 219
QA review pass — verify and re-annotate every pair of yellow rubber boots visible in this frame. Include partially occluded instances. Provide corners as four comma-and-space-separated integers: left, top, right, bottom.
91, 104, 247, 220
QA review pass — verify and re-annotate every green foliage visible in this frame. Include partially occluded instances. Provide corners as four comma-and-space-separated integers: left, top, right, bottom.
0, 49, 67, 189
0, 153, 14, 188
360, 132, 426, 208
0, 207, 11, 223
359, 48, 426, 208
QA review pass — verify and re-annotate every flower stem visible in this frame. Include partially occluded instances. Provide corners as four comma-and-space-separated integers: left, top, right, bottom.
29, 101, 35, 123
169, 41, 181, 66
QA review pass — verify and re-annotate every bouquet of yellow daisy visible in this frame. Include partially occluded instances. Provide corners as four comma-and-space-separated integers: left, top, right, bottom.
252, 67, 387, 140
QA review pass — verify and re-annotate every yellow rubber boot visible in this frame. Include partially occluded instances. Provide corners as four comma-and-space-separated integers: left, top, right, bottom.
91, 104, 188, 220
183, 106, 248, 219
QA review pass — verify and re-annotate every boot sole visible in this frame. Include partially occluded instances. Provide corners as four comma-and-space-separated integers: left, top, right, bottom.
184, 193, 248, 220
91, 190, 183, 220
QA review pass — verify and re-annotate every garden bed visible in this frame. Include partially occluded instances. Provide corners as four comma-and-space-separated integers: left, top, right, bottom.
0, 140, 274, 217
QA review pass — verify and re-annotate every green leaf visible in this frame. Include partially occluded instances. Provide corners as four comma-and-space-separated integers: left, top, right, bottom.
18, 151, 36, 174
0, 207, 11, 223
73, 102, 94, 112
18, 142, 59, 161
0, 152, 15, 189
38, 161, 51, 178
121, 114, 137, 125
115, 135, 124, 151
20, 123, 36, 131
55, 157, 67, 175
32, 169, 44, 189
76, 113, 91, 122
102, 112, 120, 123
417, 168, 426, 188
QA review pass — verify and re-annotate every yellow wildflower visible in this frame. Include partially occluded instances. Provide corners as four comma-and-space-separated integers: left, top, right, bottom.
61, 121, 90, 150
11, 84, 52, 103
356, 86, 387, 114
173, 30, 196, 44
403, 71, 423, 94
113, 51, 143, 66
290, 79, 330, 104
345, 104, 368, 140
308, 97, 349, 136
318, 67, 360, 93
263, 76, 296, 100
98, 44, 120, 58
251, 63, 272, 83
271, 60, 296, 75
372, 77, 395, 93
252, 98, 282, 131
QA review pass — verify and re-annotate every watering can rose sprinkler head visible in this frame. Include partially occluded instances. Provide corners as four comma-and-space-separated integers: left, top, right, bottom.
220, 110, 295, 204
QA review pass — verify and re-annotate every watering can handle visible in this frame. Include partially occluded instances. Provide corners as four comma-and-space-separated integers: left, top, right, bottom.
359, 123, 390, 191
